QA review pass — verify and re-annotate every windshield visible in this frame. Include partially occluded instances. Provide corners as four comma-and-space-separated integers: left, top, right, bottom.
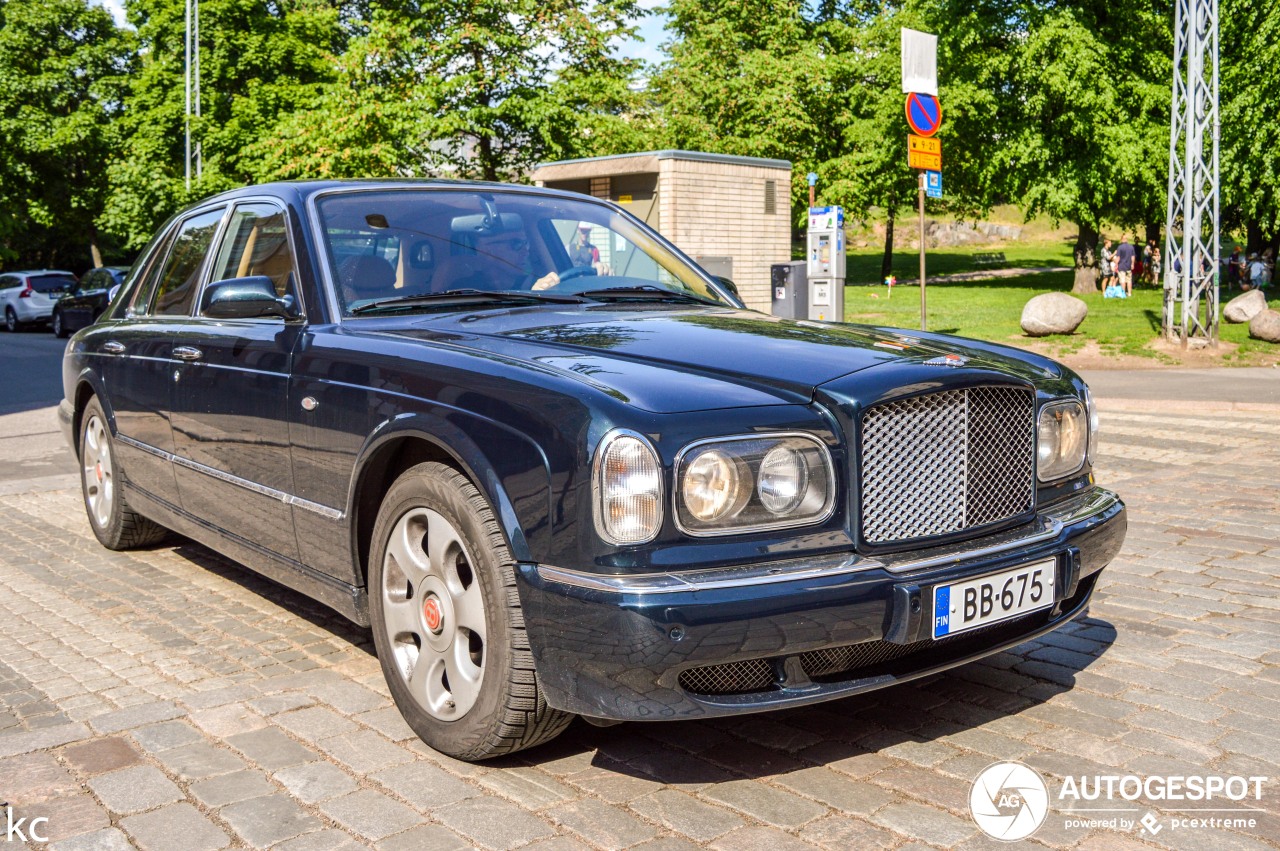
29, 274, 76, 293
315, 189, 729, 316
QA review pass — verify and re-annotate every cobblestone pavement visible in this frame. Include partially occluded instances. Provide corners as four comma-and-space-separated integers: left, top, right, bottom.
0, 403, 1277, 850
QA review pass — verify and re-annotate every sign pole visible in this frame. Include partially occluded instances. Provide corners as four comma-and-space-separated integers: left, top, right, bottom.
919, 172, 927, 331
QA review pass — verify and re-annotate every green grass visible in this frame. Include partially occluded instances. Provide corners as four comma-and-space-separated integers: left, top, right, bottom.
843, 271, 1280, 363
844, 241, 1076, 285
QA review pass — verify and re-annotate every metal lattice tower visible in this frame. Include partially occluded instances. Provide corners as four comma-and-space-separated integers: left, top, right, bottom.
1162, 0, 1219, 347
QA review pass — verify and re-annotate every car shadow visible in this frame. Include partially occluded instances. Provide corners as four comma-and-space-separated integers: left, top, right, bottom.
511, 618, 1117, 781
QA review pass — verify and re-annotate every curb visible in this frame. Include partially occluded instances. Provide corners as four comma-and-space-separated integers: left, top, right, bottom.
1096, 398, 1280, 414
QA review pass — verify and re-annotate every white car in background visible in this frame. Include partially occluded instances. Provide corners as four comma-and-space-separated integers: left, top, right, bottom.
0, 270, 77, 331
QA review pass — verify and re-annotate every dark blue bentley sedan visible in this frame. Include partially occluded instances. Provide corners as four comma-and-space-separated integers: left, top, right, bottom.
60, 180, 1125, 759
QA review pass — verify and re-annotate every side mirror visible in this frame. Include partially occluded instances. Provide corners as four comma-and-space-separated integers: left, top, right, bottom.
202, 276, 299, 320
714, 275, 745, 307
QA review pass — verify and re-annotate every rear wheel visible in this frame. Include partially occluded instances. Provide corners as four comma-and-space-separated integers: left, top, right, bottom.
368, 462, 571, 760
52, 310, 69, 338
79, 397, 166, 549
4, 307, 17, 332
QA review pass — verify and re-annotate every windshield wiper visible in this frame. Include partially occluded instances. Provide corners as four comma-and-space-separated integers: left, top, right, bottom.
350, 289, 587, 315
576, 285, 719, 305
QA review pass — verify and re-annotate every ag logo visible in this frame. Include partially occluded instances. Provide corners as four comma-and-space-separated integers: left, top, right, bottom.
969, 761, 1049, 841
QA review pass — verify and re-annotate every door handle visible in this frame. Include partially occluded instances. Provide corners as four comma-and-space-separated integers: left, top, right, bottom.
173, 346, 203, 361
102, 341, 125, 354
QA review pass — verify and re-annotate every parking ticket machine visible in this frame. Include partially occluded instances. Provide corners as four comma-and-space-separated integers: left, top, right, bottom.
806, 206, 845, 322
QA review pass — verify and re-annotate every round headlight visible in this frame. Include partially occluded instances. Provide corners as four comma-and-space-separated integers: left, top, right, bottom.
682, 449, 747, 522
758, 445, 808, 515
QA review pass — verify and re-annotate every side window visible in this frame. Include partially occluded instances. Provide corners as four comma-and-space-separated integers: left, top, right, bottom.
209, 203, 297, 299
149, 208, 225, 317
0, 276, 17, 290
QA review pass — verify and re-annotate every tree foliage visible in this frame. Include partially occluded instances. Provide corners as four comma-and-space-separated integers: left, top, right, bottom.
0, 0, 132, 267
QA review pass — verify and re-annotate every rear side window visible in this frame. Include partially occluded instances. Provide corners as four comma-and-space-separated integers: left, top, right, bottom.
0, 276, 18, 290
149, 208, 225, 316
30, 274, 76, 293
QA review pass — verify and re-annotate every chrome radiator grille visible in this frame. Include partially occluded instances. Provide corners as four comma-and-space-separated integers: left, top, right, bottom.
859, 386, 1035, 544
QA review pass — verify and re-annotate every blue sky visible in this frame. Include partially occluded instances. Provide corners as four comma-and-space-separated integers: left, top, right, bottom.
96, 0, 671, 67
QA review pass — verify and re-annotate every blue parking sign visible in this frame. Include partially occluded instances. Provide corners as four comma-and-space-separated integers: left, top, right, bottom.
925, 170, 942, 198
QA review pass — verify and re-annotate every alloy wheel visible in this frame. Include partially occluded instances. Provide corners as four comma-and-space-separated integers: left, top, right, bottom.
82, 414, 114, 529
379, 506, 487, 720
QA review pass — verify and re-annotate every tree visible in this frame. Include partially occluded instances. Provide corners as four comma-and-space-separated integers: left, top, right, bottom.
0, 0, 133, 268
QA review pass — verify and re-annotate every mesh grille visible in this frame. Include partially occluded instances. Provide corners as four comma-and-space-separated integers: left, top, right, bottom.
860, 386, 1035, 544
678, 658, 772, 695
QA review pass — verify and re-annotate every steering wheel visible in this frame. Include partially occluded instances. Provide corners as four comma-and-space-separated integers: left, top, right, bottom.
553, 265, 598, 286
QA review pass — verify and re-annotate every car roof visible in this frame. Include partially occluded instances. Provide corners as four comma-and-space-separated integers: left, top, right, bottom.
5, 270, 76, 277
188, 178, 595, 210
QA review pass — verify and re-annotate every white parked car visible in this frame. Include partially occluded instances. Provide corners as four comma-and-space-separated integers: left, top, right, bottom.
0, 270, 77, 331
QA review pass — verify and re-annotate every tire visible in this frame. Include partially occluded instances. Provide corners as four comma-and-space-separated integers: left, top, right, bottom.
368, 462, 571, 760
52, 310, 69, 339
79, 397, 167, 550
4, 307, 17, 332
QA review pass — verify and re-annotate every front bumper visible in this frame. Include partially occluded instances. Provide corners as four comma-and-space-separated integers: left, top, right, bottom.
517, 486, 1125, 720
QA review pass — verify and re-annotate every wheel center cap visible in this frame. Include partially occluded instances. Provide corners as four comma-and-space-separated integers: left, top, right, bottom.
422, 595, 444, 634
95, 463, 103, 483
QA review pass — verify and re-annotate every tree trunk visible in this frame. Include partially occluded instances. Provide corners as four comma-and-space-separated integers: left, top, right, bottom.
89, 224, 103, 268
880, 208, 895, 283
1072, 222, 1100, 294
1145, 222, 1160, 246
1246, 221, 1264, 256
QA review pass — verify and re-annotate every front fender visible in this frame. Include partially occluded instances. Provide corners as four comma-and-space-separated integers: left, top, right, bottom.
349, 410, 553, 565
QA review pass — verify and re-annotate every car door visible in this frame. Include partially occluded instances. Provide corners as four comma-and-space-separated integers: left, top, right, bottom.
97, 207, 226, 509
61, 271, 97, 330
169, 201, 303, 562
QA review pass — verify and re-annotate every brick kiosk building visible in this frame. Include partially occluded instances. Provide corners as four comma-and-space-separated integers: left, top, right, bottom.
531, 150, 792, 313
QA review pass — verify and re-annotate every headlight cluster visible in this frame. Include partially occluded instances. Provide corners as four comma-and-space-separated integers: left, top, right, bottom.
675, 434, 834, 535
1037, 399, 1089, 481
593, 431, 835, 545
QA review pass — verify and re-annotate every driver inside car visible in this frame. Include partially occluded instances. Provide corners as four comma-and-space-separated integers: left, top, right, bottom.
473, 227, 561, 291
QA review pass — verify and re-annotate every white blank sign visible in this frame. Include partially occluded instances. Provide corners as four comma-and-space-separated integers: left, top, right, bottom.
901, 28, 938, 96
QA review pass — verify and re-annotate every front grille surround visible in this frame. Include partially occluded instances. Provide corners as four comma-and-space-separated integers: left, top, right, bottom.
859, 386, 1036, 546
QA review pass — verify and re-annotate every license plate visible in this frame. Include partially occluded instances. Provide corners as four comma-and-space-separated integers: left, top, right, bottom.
932, 560, 1056, 639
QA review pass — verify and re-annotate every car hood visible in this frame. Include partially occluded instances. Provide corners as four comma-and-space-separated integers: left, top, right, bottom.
371, 305, 1063, 413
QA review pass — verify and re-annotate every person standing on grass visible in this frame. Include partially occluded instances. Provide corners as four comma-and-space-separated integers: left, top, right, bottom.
1099, 239, 1115, 291
1115, 234, 1136, 298
1227, 245, 1242, 289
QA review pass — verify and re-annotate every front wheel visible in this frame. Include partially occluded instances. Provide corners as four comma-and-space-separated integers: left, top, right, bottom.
368, 462, 571, 760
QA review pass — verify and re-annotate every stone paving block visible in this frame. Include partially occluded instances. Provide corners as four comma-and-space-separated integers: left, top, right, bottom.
60, 736, 143, 776
433, 795, 556, 848
628, 790, 744, 842
21, 792, 111, 842
274, 706, 358, 741
1, 751, 79, 803
275, 761, 359, 804
308, 681, 386, 714
317, 729, 414, 773
275, 829, 369, 851
371, 760, 477, 810
0, 721, 89, 756
131, 720, 204, 753
246, 693, 313, 716
155, 741, 247, 780
355, 707, 417, 742
629, 840, 702, 851
546, 797, 657, 847
220, 793, 322, 848
121, 803, 230, 851
190, 769, 275, 808
708, 825, 821, 851
48, 827, 134, 851
519, 839, 594, 851
188, 702, 268, 738
566, 765, 664, 803
376, 824, 474, 851
798, 814, 898, 850
773, 766, 896, 815
478, 766, 578, 809
700, 779, 827, 829
87, 765, 183, 814
871, 801, 977, 846
320, 790, 425, 842
87, 702, 182, 735
226, 727, 317, 770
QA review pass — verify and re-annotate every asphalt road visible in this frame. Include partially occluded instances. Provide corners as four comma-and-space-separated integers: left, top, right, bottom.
0, 328, 77, 489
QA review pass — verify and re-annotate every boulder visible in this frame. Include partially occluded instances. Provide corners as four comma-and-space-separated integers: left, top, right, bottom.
1248, 309, 1280, 343
1021, 292, 1088, 337
1223, 289, 1268, 324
